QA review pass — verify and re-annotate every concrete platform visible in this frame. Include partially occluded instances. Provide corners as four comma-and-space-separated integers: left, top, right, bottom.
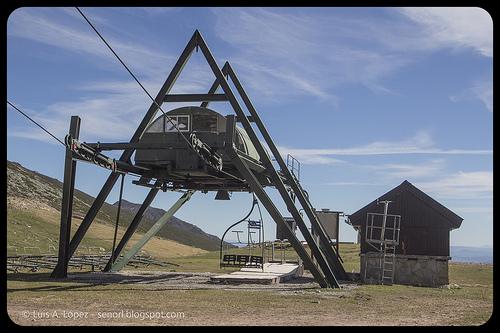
211, 263, 302, 285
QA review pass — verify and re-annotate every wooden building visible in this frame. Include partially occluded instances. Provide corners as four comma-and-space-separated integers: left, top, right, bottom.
347, 180, 463, 286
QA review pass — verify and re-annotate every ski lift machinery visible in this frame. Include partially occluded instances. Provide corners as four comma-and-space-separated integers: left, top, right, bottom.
50, 29, 346, 288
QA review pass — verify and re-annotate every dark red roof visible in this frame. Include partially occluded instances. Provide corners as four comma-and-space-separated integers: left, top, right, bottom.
348, 180, 463, 230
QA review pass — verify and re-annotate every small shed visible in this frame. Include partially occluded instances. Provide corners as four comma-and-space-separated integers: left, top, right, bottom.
347, 180, 463, 287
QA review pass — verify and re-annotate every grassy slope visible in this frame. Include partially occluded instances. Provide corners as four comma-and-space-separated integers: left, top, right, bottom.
7, 203, 207, 259
7, 160, 228, 251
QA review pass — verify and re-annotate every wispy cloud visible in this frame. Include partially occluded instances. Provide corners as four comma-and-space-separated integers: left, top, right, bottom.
414, 171, 493, 199
321, 169, 492, 203
366, 159, 446, 179
8, 75, 216, 145
453, 206, 493, 214
325, 181, 384, 186
292, 155, 346, 165
450, 76, 493, 113
231, 59, 336, 103
323, 169, 493, 204
213, 7, 492, 105
8, 8, 493, 152
7, 7, 221, 144
8, 8, 174, 77
212, 8, 414, 104
278, 131, 491, 163
472, 78, 493, 112
130, 7, 181, 16
397, 7, 493, 57
8, 91, 150, 144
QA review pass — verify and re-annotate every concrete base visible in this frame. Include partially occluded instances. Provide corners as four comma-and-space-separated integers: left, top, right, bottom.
361, 253, 450, 287
211, 263, 303, 285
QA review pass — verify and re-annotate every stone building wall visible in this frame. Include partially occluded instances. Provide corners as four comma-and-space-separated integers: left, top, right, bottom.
360, 252, 450, 287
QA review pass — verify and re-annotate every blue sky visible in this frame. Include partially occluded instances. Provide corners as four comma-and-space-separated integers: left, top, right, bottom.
7, 7, 493, 247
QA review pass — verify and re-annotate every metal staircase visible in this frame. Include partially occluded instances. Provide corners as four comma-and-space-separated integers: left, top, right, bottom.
206, 54, 347, 287
293, 176, 346, 279
225, 113, 346, 288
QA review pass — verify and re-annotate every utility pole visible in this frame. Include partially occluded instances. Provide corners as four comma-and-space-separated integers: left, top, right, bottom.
378, 200, 392, 242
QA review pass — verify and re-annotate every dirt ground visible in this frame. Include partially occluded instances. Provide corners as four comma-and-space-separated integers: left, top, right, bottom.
7, 269, 493, 326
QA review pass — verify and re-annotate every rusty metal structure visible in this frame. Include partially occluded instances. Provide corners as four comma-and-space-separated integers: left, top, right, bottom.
50, 30, 346, 288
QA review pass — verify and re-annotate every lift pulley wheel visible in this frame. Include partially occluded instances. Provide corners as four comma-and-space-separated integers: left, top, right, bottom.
65, 134, 117, 172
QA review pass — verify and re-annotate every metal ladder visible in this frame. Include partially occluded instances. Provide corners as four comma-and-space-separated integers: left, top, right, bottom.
381, 242, 396, 285
365, 200, 401, 285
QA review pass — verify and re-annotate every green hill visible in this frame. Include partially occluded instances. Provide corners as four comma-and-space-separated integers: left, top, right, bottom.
7, 160, 231, 252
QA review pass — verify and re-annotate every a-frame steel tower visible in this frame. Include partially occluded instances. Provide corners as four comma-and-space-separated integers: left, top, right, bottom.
51, 30, 346, 288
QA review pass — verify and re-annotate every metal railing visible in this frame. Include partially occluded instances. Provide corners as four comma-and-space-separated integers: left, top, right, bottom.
7, 254, 177, 273
286, 154, 301, 182
364, 210, 401, 285
365, 212, 401, 246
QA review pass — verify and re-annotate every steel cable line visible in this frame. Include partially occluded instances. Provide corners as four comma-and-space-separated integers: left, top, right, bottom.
6, 100, 222, 181
7, 100, 147, 180
7, 100, 65, 146
75, 7, 244, 183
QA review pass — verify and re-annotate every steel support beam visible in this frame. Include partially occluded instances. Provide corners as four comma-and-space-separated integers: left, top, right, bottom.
225, 63, 346, 280
230, 154, 329, 287
110, 174, 125, 265
200, 63, 229, 108
85, 142, 186, 150
197, 35, 339, 287
103, 183, 160, 272
164, 93, 227, 103
51, 30, 344, 285
51, 30, 201, 277
71, 155, 147, 176
51, 116, 80, 278
200, 55, 346, 281
110, 190, 194, 272
224, 117, 329, 287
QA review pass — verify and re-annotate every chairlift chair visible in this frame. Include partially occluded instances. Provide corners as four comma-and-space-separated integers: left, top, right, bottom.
219, 195, 265, 269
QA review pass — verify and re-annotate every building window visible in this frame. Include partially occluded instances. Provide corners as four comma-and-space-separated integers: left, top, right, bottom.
165, 115, 190, 132
235, 131, 247, 154
192, 114, 218, 132
147, 117, 164, 133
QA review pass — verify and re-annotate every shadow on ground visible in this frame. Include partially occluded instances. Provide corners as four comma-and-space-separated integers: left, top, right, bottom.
7, 270, 328, 293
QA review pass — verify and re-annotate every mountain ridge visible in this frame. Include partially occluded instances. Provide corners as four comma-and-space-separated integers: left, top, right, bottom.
450, 246, 493, 264
112, 199, 224, 250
